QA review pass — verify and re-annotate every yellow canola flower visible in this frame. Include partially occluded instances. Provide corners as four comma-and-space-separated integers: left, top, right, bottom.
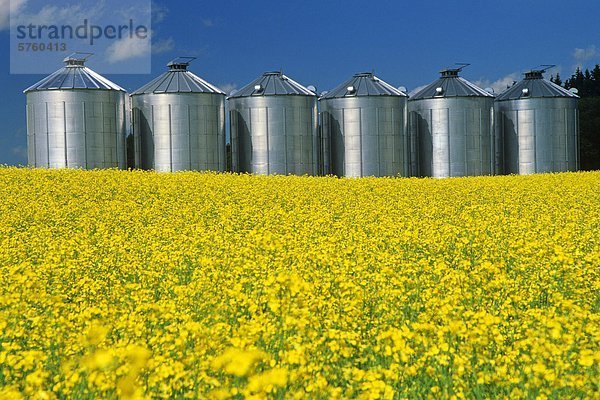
211, 348, 266, 377
84, 322, 110, 346
0, 386, 24, 400
126, 344, 152, 372
116, 374, 147, 400
83, 349, 115, 371
578, 350, 595, 367
246, 368, 288, 394
0, 168, 598, 399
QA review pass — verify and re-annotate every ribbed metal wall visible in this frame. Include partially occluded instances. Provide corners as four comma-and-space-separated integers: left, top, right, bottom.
24, 56, 127, 169
228, 72, 318, 175
229, 96, 318, 175
131, 60, 226, 172
408, 68, 497, 178
496, 98, 579, 174
321, 96, 410, 177
494, 70, 579, 175
26, 88, 126, 169
132, 94, 225, 172
409, 97, 496, 177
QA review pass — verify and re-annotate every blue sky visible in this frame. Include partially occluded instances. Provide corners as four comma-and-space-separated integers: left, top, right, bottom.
1, 0, 599, 165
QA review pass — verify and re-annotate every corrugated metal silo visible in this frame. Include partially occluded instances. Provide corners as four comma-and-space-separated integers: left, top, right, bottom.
495, 69, 579, 175
228, 72, 318, 175
24, 55, 127, 169
408, 67, 496, 178
320, 72, 409, 177
131, 58, 226, 172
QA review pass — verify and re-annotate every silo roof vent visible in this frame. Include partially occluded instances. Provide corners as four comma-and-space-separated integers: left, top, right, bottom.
440, 69, 460, 78
524, 70, 544, 80
167, 63, 188, 71
63, 58, 86, 67
166, 56, 196, 71
62, 52, 92, 68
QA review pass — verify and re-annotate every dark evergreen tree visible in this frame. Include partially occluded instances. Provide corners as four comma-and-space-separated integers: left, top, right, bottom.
562, 64, 600, 170
553, 73, 562, 86
592, 65, 600, 96
578, 98, 600, 170
565, 67, 584, 92
592, 64, 600, 82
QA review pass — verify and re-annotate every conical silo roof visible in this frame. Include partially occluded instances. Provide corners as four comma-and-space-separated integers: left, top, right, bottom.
495, 70, 579, 101
131, 59, 225, 95
24, 56, 125, 92
319, 72, 407, 99
410, 68, 492, 100
228, 71, 316, 98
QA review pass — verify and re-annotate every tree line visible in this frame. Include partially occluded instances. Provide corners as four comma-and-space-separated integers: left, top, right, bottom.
550, 66, 600, 170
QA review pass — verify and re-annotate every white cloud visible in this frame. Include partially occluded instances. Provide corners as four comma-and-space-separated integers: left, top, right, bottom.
202, 18, 215, 28
105, 36, 150, 63
572, 45, 598, 70
544, 65, 563, 80
152, 37, 174, 54
106, 26, 166, 63
0, 0, 28, 31
408, 84, 428, 97
112, 4, 151, 22
11, 145, 27, 159
573, 45, 597, 63
475, 73, 520, 95
151, 1, 168, 24
11, 3, 105, 27
219, 83, 238, 95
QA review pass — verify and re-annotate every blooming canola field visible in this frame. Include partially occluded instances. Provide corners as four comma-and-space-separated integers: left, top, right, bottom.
0, 168, 598, 399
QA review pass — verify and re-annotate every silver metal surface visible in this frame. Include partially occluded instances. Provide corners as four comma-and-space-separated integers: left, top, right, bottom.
320, 73, 409, 177
495, 70, 579, 174
495, 70, 579, 100
25, 55, 125, 91
410, 68, 492, 100
229, 72, 318, 175
496, 98, 579, 175
321, 72, 407, 98
131, 61, 226, 172
409, 69, 496, 178
24, 57, 127, 169
131, 58, 225, 95
229, 71, 316, 98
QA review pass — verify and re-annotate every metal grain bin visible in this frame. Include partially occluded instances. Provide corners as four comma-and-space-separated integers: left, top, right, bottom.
131, 58, 226, 172
228, 72, 318, 175
409, 67, 496, 178
320, 72, 409, 177
24, 55, 127, 169
495, 69, 579, 175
